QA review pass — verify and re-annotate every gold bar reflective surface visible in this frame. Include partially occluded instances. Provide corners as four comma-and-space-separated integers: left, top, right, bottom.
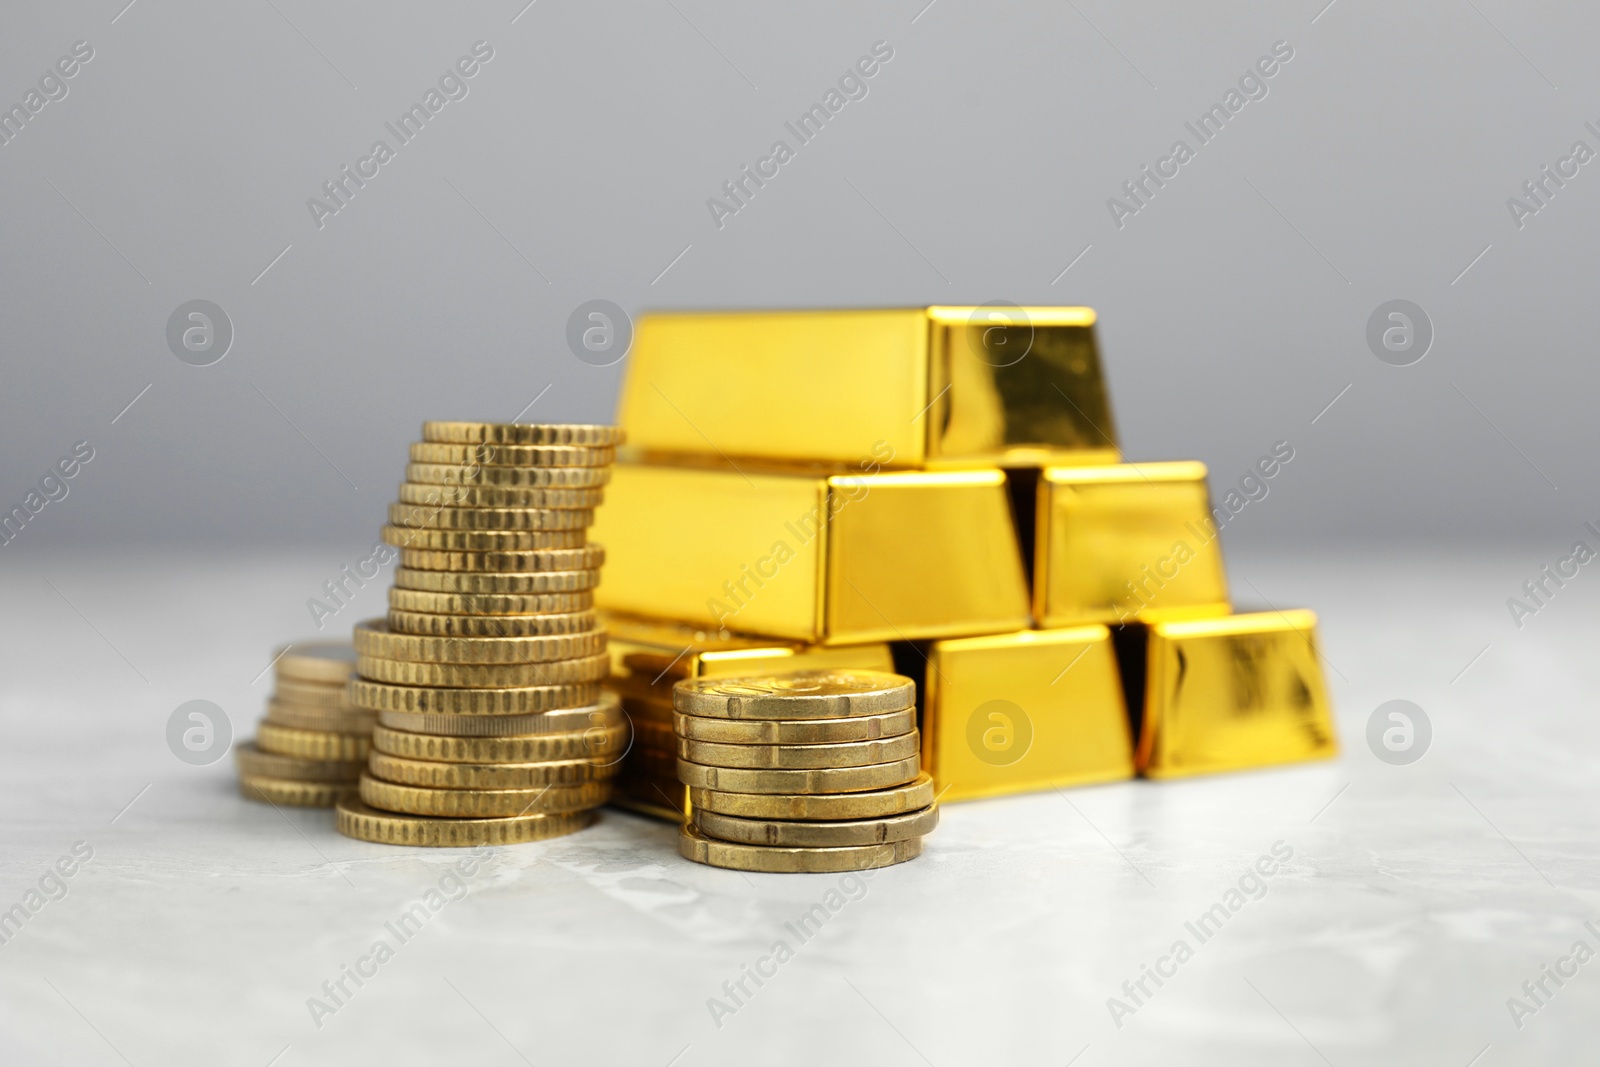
602, 613, 893, 822
920, 626, 1134, 801
618, 307, 1119, 470
590, 464, 1031, 644
1132, 610, 1338, 778
1033, 462, 1231, 627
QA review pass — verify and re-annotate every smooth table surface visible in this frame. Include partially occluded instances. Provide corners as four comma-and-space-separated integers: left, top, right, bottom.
0, 546, 1595, 1066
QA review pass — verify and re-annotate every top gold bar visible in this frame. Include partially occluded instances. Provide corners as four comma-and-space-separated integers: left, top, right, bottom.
617, 307, 1119, 469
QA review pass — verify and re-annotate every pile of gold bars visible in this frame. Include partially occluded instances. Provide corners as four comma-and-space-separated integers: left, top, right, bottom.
334, 421, 627, 846
675, 671, 938, 873
236, 641, 369, 807
594, 307, 1337, 815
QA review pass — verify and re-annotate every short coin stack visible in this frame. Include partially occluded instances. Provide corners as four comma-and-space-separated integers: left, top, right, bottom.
675, 670, 938, 872
237, 641, 370, 807
335, 421, 627, 847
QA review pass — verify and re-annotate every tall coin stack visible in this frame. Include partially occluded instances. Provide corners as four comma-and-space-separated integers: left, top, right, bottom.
675, 671, 938, 873
237, 641, 370, 807
335, 421, 627, 847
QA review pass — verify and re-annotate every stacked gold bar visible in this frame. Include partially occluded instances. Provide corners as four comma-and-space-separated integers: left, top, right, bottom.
236, 641, 370, 807
675, 671, 937, 873
592, 307, 1337, 809
334, 422, 627, 847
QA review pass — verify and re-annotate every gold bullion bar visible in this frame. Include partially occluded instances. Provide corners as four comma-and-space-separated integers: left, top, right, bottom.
1032, 462, 1231, 627
689, 772, 935, 821
693, 804, 938, 848
351, 679, 605, 715
397, 545, 604, 573
590, 465, 1029, 643
603, 612, 895, 681
381, 524, 589, 550
356, 653, 610, 687
256, 723, 371, 761
387, 609, 598, 638
678, 824, 924, 873
618, 307, 1117, 469
1131, 609, 1338, 778
420, 422, 625, 447
372, 723, 627, 763
358, 775, 608, 817
674, 708, 916, 745
353, 619, 605, 665
676, 755, 920, 794
336, 797, 594, 847
367, 752, 616, 790
921, 625, 1133, 802
676, 732, 919, 770
239, 775, 356, 807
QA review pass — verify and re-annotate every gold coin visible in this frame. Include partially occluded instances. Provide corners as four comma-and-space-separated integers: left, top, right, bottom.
373, 723, 626, 763
270, 679, 351, 709
390, 496, 604, 527
676, 755, 919, 794
378, 704, 620, 737
356, 653, 610, 687
678, 824, 924, 873
421, 422, 625, 447
359, 774, 609, 817
368, 752, 617, 789
398, 545, 604, 573
274, 641, 358, 685
239, 775, 356, 808
408, 462, 611, 487
677, 732, 920, 770
673, 670, 915, 720
392, 568, 600, 595
336, 797, 594, 847
234, 741, 365, 782
693, 804, 939, 848
256, 723, 372, 761
265, 700, 376, 734
388, 587, 594, 617
352, 680, 607, 715
691, 772, 936, 821
387, 609, 597, 638
674, 708, 916, 745
410, 442, 616, 467
398, 481, 609, 508
381, 524, 588, 550
354, 619, 605, 665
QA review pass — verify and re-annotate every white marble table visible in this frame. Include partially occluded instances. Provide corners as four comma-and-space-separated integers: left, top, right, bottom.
1, 546, 1594, 1066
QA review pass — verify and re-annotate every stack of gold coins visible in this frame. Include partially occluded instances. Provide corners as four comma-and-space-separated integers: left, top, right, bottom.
675, 670, 938, 872
237, 641, 370, 807
335, 422, 627, 847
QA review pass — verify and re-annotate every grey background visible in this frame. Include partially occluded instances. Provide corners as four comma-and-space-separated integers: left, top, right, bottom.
2, 0, 1594, 555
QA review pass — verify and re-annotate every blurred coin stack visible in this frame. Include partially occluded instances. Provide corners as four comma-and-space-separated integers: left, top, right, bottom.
674, 671, 937, 872
334, 422, 628, 847
237, 641, 370, 807
592, 307, 1339, 813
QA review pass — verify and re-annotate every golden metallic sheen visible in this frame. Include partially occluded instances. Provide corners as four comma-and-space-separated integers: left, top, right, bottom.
336, 797, 594, 846
678, 824, 923, 873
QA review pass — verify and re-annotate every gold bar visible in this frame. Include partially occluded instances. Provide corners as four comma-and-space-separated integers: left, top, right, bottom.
1131, 610, 1338, 778
1031, 462, 1231, 627
920, 626, 1134, 801
618, 307, 1119, 470
591, 465, 1031, 644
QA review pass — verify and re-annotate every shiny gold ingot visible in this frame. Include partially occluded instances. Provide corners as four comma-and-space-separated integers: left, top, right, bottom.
591, 466, 1030, 643
336, 797, 594, 847
618, 307, 1117, 469
922, 625, 1133, 802
603, 613, 895, 682
1033, 462, 1231, 627
1133, 610, 1338, 778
